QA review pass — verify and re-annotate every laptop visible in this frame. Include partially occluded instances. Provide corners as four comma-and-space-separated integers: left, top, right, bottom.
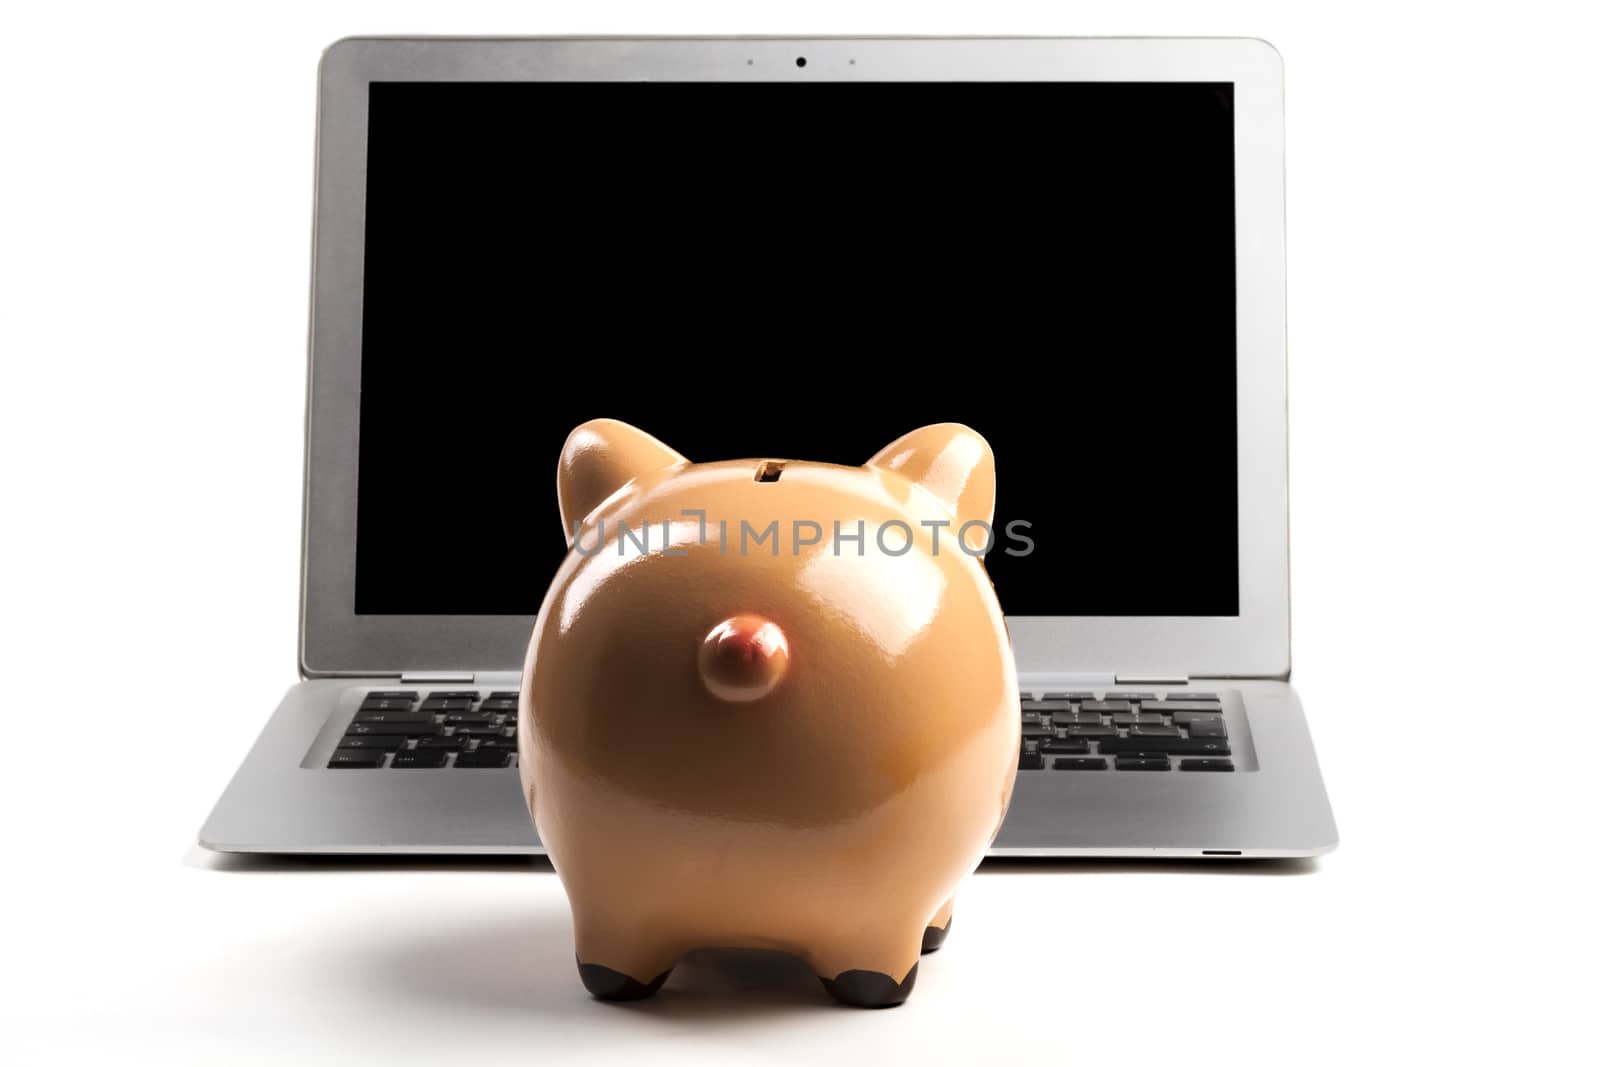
199, 36, 1337, 858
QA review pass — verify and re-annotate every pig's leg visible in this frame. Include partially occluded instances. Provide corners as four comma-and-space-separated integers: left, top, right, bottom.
921, 896, 955, 953
808, 924, 924, 1008
572, 922, 678, 1001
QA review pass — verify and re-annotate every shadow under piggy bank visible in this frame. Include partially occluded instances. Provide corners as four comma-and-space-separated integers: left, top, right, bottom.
354, 911, 836, 1022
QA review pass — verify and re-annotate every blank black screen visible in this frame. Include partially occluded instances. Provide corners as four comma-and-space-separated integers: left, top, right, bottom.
356, 82, 1238, 616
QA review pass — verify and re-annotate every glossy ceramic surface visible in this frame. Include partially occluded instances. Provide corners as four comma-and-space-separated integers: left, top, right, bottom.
520, 419, 1019, 1007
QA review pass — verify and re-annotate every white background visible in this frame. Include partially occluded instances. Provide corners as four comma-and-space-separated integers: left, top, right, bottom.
3, 2, 1597, 1064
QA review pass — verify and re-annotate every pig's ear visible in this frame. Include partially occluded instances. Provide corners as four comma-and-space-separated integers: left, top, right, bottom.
558, 419, 687, 545
867, 423, 996, 525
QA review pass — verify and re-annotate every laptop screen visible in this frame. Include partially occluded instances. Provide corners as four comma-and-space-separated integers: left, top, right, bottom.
354, 82, 1238, 617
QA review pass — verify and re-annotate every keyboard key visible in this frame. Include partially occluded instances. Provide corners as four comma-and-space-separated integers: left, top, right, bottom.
450, 724, 506, 737
1052, 712, 1106, 726
427, 691, 481, 701
391, 749, 449, 768
1105, 692, 1157, 701
415, 735, 467, 750
1041, 739, 1090, 754
1173, 711, 1225, 725
364, 691, 418, 702
1021, 700, 1073, 712
359, 698, 417, 712
1115, 755, 1171, 771
1080, 700, 1131, 714
1020, 712, 1046, 726
335, 734, 405, 751
1019, 752, 1045, 770
455, 749, 512, 768
1126, 724, 1182, 738
1043, 691, 1095, 700
419, 698, 474, 712
1165, 692, 1219, 702
345, 722, 443, 737
1065, 724, 1117, 738
1101, 737, 1232, 756
479, 698, 518, 713
445, 713, 496, 725
1016, 691, 1032, 702
488, 691, 519, 700
1188, 719, 1228, 738
476, 736, 519, 750
1179, 759, 1236, 772
328, 748, 386, 768
1021, 725, 1054, 739
1113, 713, 1165, 726
353, 711, 435, 725
1053, 757, 1108, 770
1145, 700, 1224, 713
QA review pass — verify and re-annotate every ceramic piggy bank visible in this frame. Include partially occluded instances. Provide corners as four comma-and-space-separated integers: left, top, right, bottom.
519, 419, 1019, 1007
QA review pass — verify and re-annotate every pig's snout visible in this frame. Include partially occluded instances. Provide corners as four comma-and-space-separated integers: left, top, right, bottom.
698, 615, 789, 703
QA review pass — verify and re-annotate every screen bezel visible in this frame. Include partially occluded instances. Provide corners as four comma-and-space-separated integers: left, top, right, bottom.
301, 37, 1290, 679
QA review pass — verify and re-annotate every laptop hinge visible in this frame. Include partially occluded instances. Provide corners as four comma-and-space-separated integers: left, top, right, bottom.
396, 670, 1191, 686
1017, 672, 1116, 687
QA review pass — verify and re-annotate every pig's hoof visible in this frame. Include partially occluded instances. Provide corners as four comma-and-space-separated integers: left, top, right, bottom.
921, 918, 952, 954
576, 958, 673, 1001
819, 962, 918, 1008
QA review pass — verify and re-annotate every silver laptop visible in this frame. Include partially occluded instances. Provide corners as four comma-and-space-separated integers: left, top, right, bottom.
199, 36, 1337, 858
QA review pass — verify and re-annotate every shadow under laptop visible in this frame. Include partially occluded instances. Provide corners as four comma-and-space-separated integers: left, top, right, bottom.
187, 847, 557, 875
189, 848, 1317, 878
979, 856, 1320, 876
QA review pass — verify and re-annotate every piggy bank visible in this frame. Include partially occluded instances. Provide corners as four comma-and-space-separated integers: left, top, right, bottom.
519, 419, 1019, 1007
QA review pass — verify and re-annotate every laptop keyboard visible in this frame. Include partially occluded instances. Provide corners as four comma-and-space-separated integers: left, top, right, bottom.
1017, 691, 1235, 773
325, 688, 1238, 772
327, 691, 520, 769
